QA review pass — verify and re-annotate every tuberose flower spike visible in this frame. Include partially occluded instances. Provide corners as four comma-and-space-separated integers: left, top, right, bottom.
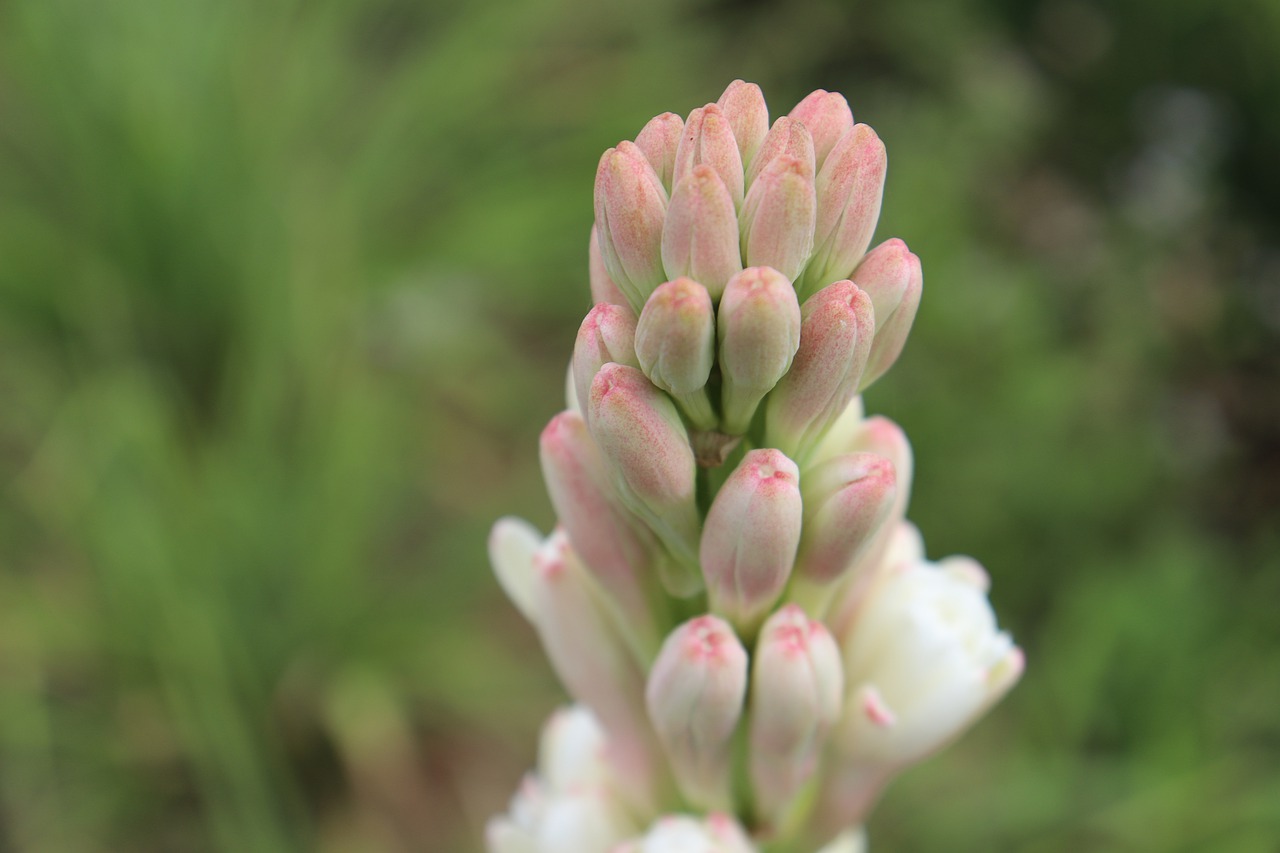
489, 81, 1023, 853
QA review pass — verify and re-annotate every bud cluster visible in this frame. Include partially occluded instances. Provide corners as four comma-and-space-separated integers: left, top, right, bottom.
488, 81, 1022, 852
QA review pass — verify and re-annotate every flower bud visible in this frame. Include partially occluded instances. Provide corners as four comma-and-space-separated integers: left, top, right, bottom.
701, 449, 802, 630
765, 281, 875, 463
535, 787, 635, 851
487, 516, 542, 623
634, 111, 684, 191
834, 556, 1025, 770
529, 531, 655, 781
595, 142, 669, 313
540, 411, 658, 646
634, 277, 716, 429
587, 364, 701, 591
802, 125, 886, 296
661, 166, 743, 298
716, 266, 802, 435
745, 117, 814, 191
537, 705, 611, 793
852, 238, 923, 389
740, 153, 817, 283
749, 605, 844, 827
572, 303, 639, 427
646, 615, 748, 810
789, 89, 854, 168
716, 79, 769, 171
590, 224, 634, 309
673, 104, 745, 209
795, 451, 897, 587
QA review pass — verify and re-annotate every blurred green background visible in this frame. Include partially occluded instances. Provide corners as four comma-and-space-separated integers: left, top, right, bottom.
1, 0, 1278, 850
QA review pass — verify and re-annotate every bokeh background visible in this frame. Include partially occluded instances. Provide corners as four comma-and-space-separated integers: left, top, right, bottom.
1, 0, 1278, 850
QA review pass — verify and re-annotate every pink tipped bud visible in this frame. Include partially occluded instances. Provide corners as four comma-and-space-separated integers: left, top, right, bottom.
661, 166, 743, 298
673, 104, 746, 209
716, 266, 802, 435
572, 303, 639, 427
749, 605, 844, 825
634, 111, 685, 191
529, 532, 653, 780
700, 449, 803, 629
796, 452, 898, 586
789, 89, 855, 168
635, 278, 715, 402
716, 79, 770, 171
745, 116, 815, 191
589, 224, 634, 309
587, 364, 700, 589
646, 615, 748, 809
740, 154, 817, 283
540, 411, 658, 643
803, 125, 887, 295
595, 142, 669, 313
852, 238, 923, 389
765, 281, 876, 462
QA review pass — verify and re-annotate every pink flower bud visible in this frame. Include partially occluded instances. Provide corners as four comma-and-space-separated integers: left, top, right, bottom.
852, 238, 923, 389
529, 531, 654, 782
789, 89, 854, 168
634, 279, 717, 429
716, 79, 770, 171
645, 615, 748, 809
634, 111, 684, 191
749, 605, 844, 826
572, 303, 639, 427
595, 142, 669, 313
739, 153, 817, 283
661, 166, 743, 299
803, 125, 887, 296
673, 104, 745, 209
700, 449, 802, 629
745, 117, 815, 191
587, 364, 701, 590
716, 266, 803, 435
795, 452, 897, 586
765, 281, 875, 462
589, 224, 633, 309
540, 411, 659, 645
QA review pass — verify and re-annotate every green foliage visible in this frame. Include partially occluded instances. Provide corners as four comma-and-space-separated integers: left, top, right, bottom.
0, 0, 1276, 850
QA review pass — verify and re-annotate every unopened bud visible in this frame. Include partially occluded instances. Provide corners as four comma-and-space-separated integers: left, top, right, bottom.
645, 615, 748, 810
789, 89, 854, 168
529, 532, 654, 780
795, 452, 897, 588
802, 125, 886, 296
634, 111, 684, 191
487, 516, 542, 623
852, 238, 923, 389
590, 224, 634, 309
587, 364, 700, 591
595, 142, 669, 313
717, 266, 802, 435
661, 166, 743, 299
745, 117, 815, 190
635, 278, 717, 430
765, 281, 875, 462
540, 411, 658, 647
573, 304, 639, 427
673, 104, 745, 208
740, 154, 817, 283
716, 79, 770, 171
749, 605, 844, 826
701, 449, 802, 630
